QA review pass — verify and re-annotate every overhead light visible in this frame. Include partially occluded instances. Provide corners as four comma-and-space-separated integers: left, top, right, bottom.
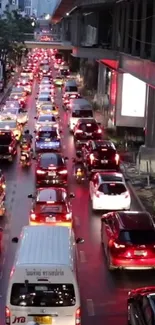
45, 14, 50, 20
66, 12, 69, 16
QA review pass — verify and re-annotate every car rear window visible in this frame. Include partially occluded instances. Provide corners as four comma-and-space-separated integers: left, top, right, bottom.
0, 132, 12, 144
72, 110, 93, 118
38, 115, 56, 122
66, 86, 77, 92
35, 203, 67, 213
79, 122, 98, 132
94, 148, 116, 158
119, 230, 155, 245
38, 131, 58, 139
38, 97, 51, 101
98, 183, 126, 195
40, 154, 64, 168
10, 283, 76, 307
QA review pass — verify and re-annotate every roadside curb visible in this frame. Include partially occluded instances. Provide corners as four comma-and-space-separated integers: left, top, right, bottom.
121, 162, 146, 212
127, 181, 146, 212
0, 68, 21, 105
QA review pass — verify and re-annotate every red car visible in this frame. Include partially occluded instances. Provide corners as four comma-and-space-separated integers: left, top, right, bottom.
101, 211, 155, 270
35, 152, 68, 187
28, 187, 74, 227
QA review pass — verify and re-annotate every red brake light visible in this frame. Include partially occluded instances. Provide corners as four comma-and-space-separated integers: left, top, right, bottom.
30, 212, 36, 220
75, 308, 81, 325
115, 153, 120, 164
36, 169, 46, 174
59, 170, 67, 175
109, 239, 125, 249
97, 129, 102, 134
5, 306, 11, 325
66, 213, 72, 220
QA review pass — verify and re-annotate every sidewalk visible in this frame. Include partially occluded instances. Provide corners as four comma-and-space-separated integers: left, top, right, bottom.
0, 66, 21, 105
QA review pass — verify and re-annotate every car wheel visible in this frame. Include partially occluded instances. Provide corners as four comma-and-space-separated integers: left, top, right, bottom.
107, 249, 114, 271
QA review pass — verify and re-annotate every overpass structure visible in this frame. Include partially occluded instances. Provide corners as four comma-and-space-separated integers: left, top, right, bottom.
24, 40, 73, 50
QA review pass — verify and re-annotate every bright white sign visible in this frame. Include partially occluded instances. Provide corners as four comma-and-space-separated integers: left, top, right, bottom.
121, 73, 146, 117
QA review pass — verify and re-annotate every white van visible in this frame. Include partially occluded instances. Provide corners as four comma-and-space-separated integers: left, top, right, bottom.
6, 226, 84, 325
63, 80, 78, 96
68, 98, 93, 131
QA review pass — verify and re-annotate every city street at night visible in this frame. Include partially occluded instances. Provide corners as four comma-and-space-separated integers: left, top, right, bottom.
0, 65, 155, 325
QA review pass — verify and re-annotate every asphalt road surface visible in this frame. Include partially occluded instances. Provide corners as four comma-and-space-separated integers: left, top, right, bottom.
0, 68, 155, 325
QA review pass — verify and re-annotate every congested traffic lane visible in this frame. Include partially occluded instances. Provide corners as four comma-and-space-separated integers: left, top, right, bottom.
0, 71, 155, 325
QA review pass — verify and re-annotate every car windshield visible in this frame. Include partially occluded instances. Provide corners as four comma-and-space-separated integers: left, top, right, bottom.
10, 283, 76, 307
72, 110, 93, 118
38, 131, 58, 139
98, 183, 126, 195
35, 203, 67, 214
40, 154, 64, 168
0, 121, 16, 129
38, 115, 56, 122
119, 230, 155, 245
79, 122, 98, 132
0, 132, 12, 144
42, 106, 56, 112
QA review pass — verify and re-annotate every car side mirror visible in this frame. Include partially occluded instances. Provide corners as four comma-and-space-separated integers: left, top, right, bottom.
32, 156, 36, 160
128, 297, 134, 303
12, 237, 18, 243
59, 130, 62, 134
34, 117, 37, 119
69, 193, 75, 198
76, 237, 84, 244
28, 194, 33, 198
125, 177, 129, 182
34, 130, 36, 133
64, 157, 68, 160
97, 122, 101, 126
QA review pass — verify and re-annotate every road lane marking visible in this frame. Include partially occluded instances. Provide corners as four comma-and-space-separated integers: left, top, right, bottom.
79, 250, 86, 263
86, 299, 95, 316
2, 257, 5, 265
0, 271, 3, 279
74, 216, 80, 226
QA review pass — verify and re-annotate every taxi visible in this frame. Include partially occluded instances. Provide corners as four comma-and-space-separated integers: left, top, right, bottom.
0, 117, 22, 141
36, 94, 54, 111
1, 106, 28, 125
28, 187, 74, 227
53, 76, 64, 87
38, 104, 59, 117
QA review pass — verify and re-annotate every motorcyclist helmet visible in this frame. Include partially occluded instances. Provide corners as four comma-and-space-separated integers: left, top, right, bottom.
76, 151, 82, 159
24, 129, 30, 134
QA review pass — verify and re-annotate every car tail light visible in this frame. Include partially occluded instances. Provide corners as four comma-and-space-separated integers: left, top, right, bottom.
109, 239, 125, 249
90, 153, 95, 163
36, 169, 46, 174
76, 308, 81, 325
5, 306, 11, 325
30, 212, 36, 220
66, 213, 72, 220
59, 170, 67, 175
125, 191, 129, 198
97, 129, 102, 134
9, 146, 12, 152
115, 153, 120, 165
95, 191, 100, 198
76, 130, 83, 134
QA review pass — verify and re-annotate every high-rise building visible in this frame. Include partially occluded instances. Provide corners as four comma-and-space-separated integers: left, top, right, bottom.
0, 0, 18, 15
24, 0, 32, 16
18, 0, 24, 11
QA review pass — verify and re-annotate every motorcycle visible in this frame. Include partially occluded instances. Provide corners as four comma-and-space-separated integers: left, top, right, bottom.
73, 161, 86, 183
20, 150, 32, 167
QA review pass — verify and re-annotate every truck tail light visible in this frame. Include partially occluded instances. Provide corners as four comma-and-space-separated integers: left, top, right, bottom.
5, 306, 11, 325
75, 308, 81, 325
